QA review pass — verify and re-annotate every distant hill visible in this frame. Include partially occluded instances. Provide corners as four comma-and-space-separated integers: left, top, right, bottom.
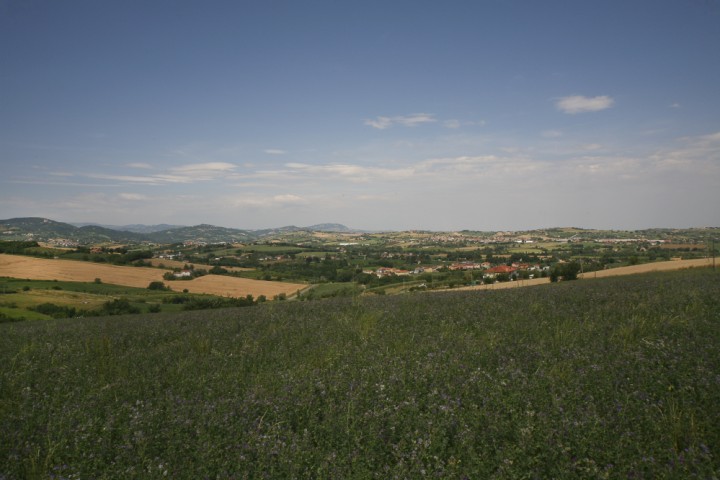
1, 218, 78, 238
0, 217, 145, 243
3, 218, 337, 244
72, 223, 186, 234
306, 223, 352, 232
145, 224, 255, 244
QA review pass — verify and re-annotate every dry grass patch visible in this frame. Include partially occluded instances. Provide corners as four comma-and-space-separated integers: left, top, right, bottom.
579, 258, 711, 278
167, 275, 306, 298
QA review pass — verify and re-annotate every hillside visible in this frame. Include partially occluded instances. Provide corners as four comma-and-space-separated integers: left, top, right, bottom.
1, 268, 718, 478
0, 217, 355, 244
0, 218, 147, 244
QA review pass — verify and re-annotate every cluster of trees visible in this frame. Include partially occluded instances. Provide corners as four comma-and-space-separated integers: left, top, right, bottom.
0, 241, 40, 254
30, 298, 142, 318
161, 293, 262, 310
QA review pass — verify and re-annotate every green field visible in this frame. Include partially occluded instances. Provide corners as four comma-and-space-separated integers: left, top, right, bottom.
0, 278, 254, 321
1, 268, 719, 478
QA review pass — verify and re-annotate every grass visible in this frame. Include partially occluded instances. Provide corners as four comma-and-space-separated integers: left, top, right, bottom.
1, 268, 719, 478
0, 278, 243, 320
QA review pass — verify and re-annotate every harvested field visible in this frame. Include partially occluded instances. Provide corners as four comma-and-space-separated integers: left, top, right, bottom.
579, 257, 712, 278
167, 275, 307, 298
0, 254, 165, 288
0, 254, 305, 298
456, 258, 713, 291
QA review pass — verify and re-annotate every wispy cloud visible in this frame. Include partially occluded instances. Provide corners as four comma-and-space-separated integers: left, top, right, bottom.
364, 113, 437, 129
285, 162, 416, 182
125, 162, 154, 169
83, 173, 181, 185
264, 149, 287, 155
556, 95, 614, 114
231, 194, 309, 208
118, 193, 149, 201
171, 162, 236, 173
542, 130, 563, 138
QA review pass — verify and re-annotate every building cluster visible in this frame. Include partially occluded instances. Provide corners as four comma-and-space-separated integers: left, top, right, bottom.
368, 262, 548, 280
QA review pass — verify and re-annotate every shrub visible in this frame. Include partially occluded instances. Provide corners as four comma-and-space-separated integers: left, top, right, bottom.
96, 298, 140, 315
147, 281, 169, 291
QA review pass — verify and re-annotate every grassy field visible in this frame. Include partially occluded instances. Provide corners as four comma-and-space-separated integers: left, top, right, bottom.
0, 278, 212, 321
1, 268, 719, 478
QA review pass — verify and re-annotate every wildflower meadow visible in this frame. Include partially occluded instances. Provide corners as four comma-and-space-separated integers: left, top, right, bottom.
1, 268, 719, 478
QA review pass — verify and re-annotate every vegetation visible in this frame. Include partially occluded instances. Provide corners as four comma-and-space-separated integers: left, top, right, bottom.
0, 278, 260, 321
1, 268, 718, 478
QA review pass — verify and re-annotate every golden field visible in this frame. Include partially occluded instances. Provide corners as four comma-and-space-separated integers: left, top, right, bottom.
457, 258, 713, 291
0, 254, 305, 298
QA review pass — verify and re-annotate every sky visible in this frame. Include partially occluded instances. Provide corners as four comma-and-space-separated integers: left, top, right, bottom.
1, 0, 719, 231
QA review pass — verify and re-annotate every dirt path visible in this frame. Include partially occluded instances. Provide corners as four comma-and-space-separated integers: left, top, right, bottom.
455, 258, 713, 292
0, 254, 305, 298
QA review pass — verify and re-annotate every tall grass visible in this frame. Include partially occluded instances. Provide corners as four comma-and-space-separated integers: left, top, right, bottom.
1, 268, 718, 478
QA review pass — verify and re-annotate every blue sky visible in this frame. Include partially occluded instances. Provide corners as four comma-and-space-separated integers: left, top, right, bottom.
1, 0, 719, 231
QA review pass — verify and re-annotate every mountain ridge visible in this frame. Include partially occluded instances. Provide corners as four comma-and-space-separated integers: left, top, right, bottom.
0, 217, 356, 244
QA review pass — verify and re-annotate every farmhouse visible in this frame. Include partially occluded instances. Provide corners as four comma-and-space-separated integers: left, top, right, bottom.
374, 267, 411, 278
485, 265, 517, 275
449, 262, 484, 271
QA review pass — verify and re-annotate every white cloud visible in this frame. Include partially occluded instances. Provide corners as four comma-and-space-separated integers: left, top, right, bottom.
118, 193, 149, 201
649, 131, 720, 174
171, 162, 236, 173
542, 130, 563, 138
285, 162, 416, 182
231, 194, 309, 208
264, 149, 287, 155
125, 162, 153, 169
364, 113, 436, 129
444, 119, 461, 129
84, 173, 181, 185
556, 95, 614, 114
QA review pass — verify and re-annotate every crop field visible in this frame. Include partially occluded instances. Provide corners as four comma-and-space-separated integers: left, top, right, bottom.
457, 258, 713, 292
1, 268, 718, 478
580, 258, 712, 278
0, 253, 165, 288
0, 254, 304, 299
166, 274, 306, 299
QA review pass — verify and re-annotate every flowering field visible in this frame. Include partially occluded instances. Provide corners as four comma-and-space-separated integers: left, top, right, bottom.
1, 268, 719, 478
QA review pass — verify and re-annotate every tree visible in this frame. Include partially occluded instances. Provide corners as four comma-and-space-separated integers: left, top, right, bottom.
147, 281, 169, 291
550, 261, 581, 282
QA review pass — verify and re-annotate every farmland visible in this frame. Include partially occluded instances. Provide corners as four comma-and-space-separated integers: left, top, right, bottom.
1, 267, 718, 478
0, 254, 305, 300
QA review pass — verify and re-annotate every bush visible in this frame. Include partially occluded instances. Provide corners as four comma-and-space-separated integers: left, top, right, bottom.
31, 303, 79, 319
147, 281, 169, 291
96, 298, 140, 316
